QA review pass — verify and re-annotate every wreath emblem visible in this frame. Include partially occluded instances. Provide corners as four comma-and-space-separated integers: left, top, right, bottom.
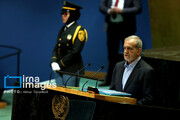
52, 95, 70, 120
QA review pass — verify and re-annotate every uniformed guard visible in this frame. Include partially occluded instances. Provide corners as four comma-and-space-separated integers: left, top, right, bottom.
51, 1, 88, 87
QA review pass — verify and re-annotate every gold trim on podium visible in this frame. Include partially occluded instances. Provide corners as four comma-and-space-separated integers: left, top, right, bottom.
47, 86, 137, 105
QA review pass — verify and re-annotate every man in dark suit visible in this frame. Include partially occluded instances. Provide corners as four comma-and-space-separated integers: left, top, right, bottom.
99, 0, 141, 86
110, 35, 155, 105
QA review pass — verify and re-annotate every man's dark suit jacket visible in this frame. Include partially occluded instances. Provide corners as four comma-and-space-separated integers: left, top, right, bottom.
110, 58, 155, 105
99, 0, 141, 33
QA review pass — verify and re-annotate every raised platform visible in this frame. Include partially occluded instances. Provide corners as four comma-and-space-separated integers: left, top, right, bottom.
143, 46, 180, 62
142, 46, 180, 109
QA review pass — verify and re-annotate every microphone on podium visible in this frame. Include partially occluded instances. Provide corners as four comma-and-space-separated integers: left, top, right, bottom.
49, 71, 54, 85
81, 66, 104, 94
64, 63, 91, 87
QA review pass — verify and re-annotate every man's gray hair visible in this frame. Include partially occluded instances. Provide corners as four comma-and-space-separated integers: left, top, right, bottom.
124, 35, 143, 48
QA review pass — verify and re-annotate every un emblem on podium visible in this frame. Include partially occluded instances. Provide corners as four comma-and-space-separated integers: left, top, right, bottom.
52, 95, 70, 120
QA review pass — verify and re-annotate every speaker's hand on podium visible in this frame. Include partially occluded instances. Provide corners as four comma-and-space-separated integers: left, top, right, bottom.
51, 62, 61, 71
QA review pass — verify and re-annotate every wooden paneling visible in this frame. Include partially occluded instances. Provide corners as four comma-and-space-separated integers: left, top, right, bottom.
84, 71, 107, 80
149, 0, 180, 48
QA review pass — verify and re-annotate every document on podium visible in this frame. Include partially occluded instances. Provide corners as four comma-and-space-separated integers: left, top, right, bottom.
98, 89, 131, 96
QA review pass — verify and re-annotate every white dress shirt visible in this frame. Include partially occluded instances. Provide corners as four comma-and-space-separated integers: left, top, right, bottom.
107, 0, 125, 14
122, 57, 141, 90
64, 21, 75, 31
111, 0, 124, 9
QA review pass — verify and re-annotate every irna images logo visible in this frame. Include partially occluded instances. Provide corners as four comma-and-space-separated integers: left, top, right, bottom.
4, 75, 22, 89
4, 75, 56, 90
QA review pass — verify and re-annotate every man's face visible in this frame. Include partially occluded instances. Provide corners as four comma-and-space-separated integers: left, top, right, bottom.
62, 12, 70, 23
123, 39, 142, 64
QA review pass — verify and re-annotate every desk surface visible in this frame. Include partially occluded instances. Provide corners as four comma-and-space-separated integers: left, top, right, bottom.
47, 86, 137, 105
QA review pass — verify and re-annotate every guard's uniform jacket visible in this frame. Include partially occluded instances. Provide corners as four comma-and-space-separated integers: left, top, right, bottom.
51, 22, 87, 73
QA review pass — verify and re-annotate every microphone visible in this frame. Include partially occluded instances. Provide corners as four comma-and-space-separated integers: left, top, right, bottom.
81, 66, 104, 93
64, 63, 91, 87
49, 71, 54, 85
